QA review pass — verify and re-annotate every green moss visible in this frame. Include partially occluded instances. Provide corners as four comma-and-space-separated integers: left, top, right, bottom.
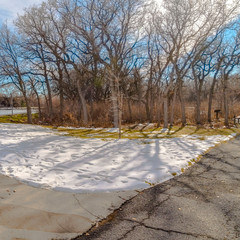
145, 180, 155, 186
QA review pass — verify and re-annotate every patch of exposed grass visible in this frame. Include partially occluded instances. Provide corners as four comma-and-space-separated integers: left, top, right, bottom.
56, 128, 120, 139
0, 113, 38, 124
52, 125, 240, 140
187, 161, 193, 167
191, 158, 197, 163
165, 125, 240, 138
145, 180, 155, 186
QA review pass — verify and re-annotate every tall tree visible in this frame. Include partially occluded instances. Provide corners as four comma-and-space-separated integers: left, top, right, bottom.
0, 24, 32, 123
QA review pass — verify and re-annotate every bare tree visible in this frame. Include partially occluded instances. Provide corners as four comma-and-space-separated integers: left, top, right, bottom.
3, 0, 240, 128
191, 38, 220, 126
152, 0, 240, 126
16, 1, 70, 121
221, 41, 240, 126
0, 24, 32, 123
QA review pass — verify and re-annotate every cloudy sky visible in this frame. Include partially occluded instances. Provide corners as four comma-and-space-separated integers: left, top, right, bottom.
0, 0, 45, 24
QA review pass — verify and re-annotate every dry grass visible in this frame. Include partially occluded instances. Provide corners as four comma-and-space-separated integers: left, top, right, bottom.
53, 124, 240, 139
0, 113, 39, 124
37, 95, 240, 129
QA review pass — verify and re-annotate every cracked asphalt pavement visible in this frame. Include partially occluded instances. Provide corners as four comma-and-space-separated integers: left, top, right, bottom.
73, 136, 240, 240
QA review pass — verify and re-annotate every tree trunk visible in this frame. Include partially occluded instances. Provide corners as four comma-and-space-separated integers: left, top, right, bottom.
163, 96, 168, 129
145, 73, 153, 122
150, 89, 154, 122
194, 78, 204, 126
23, 92, 32, 124
208, 79, 217, 125
178, 80, 186, 126
31, 83, 42, 121
208, 88, 214, 124
170, 87, 177, 127
45, 77, 53, 119
195, 91, 201, 126
26, 103, 32, 124
109, 77, 119, 128
118, 93, 123, 139
59, 75, 64, 121
145, 89, 151, 122
77, 82, 88, 125
223, 75, 229, 127
36, 92, 42, 120
127, 98, 132, 122
157, 92, 161, 128
43, 62, 53, 119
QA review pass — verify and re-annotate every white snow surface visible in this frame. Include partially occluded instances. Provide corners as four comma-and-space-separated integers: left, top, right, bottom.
0, 108, 38, 116
0, 123, 234, 193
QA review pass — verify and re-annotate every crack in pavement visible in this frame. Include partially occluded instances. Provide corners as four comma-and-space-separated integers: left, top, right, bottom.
73, 194, 103, 221
73, 137, 240, 240
123, 219, 219, 240
56, 218, 72, 233
116, 225, 138, 240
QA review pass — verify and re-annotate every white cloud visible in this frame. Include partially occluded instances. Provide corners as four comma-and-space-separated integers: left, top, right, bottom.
0, 0, 45, 23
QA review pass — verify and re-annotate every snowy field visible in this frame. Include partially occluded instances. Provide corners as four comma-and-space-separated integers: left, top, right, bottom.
0, 108, 38, 116
0, 123, 234, 193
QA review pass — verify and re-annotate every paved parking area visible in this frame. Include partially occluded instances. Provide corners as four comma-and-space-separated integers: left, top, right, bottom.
0, 174, 137, 240
76, 137, 240, 240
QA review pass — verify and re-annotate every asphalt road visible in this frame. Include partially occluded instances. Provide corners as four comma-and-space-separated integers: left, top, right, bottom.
73, 136, 240, 240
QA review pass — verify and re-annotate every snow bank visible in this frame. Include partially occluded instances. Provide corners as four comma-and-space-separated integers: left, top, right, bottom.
0, 123, 233, 192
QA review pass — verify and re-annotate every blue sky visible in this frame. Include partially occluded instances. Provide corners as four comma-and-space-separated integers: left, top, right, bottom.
0, 0, 45, 24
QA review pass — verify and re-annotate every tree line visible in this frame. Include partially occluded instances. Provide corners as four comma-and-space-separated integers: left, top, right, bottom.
0, 0, 240, 128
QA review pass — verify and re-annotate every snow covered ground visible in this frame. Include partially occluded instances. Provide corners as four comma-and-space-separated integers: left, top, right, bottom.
0, 123, 235, 193
0, 108, 38, 116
